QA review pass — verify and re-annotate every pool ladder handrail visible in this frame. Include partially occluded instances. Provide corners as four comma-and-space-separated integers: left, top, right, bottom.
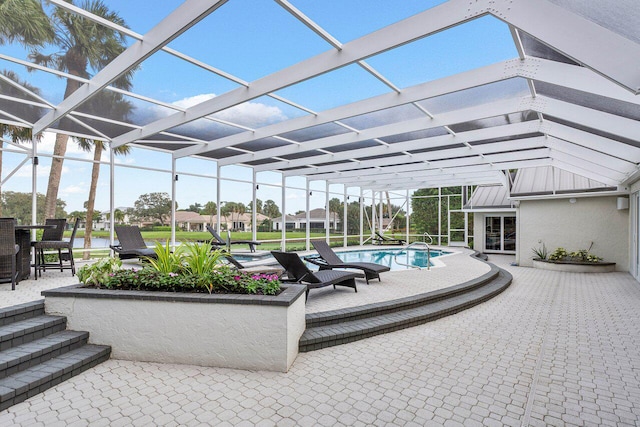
423, 232, 434, 245
394, 241, 431, 271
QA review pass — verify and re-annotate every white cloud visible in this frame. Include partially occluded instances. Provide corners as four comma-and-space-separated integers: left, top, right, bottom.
60, 183, 87, 195
140, 93, 287, 129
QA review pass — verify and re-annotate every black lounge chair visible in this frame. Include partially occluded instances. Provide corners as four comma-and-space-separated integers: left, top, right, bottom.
372, 231, 406, 246
206, 225, 261, 253
111, 226, 158, 260
271, 251, 358, 300
306, 240, 390, 284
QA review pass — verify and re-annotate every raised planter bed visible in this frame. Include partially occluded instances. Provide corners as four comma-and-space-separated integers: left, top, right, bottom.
532, 259, 616, 273
42, 284, 307, 372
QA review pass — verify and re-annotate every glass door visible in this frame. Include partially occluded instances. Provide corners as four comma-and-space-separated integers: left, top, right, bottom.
485, 215, 516, 253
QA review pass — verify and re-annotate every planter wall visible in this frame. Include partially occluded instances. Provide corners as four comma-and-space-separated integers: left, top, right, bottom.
43, 285, 307, 372
532, 259, 616, 273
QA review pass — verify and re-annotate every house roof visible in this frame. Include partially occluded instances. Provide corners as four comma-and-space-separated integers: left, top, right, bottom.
465, 185, 513, 210
511, 166, 616, 196
0, 1, 638, 192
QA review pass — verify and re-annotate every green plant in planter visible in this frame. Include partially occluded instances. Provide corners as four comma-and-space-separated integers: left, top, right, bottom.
548, 247, 568, 261
570, 249, 602, 263
146, 240, 184, 274
181, 243, 227, 276
77, 257, 122, 286
531, 243, 548, 260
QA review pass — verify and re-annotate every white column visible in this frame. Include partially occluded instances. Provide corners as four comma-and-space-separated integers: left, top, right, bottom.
406, 189, 410, 244
371, 189, 375, 239
438, 187, 442, 246
216, 164, 221, 234
305, 179, 310, 251
325, 181, 330, 243
359, 188, 364, 246
343, 187, 348, 247
252, 169, 257, 242
171, 157, 177, 248
378, 191, 383, 233
281, 174, 286, 251
109, 146, 115, 249
31, 139, 37, 234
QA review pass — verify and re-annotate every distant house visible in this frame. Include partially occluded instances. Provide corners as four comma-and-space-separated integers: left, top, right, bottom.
271, 208, 340, 231
174, 211, 269, 232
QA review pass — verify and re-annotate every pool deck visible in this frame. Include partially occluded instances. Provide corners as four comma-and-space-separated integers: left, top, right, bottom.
0, 252, 639, 425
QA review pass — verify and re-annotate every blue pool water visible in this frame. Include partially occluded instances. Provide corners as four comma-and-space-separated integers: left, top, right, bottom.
234, 248, 450, 270
330, 248, 449, 270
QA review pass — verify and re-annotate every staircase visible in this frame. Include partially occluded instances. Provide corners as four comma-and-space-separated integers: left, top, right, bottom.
0, 300, 111, 411
300, 259, 511, 352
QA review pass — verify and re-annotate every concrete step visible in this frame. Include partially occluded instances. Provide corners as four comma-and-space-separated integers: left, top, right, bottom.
0, 315, 67, 351
305, 265, 500, 328
0, 330, 90, 380
300, 266, 512, 352
0, 301, 45, 327
0, 344, 111, 411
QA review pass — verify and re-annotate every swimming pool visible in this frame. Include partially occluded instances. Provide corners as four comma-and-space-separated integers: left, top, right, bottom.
325, 248, 450, 270
233, 247, 451, 270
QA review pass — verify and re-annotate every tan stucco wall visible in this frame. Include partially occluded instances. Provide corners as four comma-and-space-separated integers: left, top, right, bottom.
517, 196, 629, 271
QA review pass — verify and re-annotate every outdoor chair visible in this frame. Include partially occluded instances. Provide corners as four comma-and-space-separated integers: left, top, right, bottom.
111, 226, 158, 260
0, 218, 20, 290
271, 251, 358, 300
31, 218, 66, 280
306, 240, 390, 284
34, 218, 80, 278
372, 231, 406, 246
206, 225, 261, 252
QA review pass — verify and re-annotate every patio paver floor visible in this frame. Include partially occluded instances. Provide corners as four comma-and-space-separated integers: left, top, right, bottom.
0, 254, 638, 426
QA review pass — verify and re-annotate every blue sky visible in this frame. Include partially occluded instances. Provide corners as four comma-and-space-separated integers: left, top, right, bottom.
0, 0, 518, 215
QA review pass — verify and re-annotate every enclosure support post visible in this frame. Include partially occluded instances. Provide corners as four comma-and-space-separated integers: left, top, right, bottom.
305, 179, 310, 251
31, 139, 37, 239
438, 187, 442, 246
252, 169, 257, 243
171, 157, 177, 248
325, 181, 330, 243
343, 187, 348, 248
406, 190, 410, 244
109, 147, 115, 250
359, 188, 364, 246
216, 164, 221, 234
281, 174, 286, 251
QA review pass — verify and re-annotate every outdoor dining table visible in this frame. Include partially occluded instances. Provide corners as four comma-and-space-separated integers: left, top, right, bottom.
15, 224, 55, 280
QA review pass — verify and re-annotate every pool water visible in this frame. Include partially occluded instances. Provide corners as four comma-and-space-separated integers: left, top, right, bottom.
331, 248, 449, 270
234, 248, 450, 270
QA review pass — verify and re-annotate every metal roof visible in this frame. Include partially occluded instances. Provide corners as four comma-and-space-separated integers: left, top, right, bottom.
1, 0, 639, 192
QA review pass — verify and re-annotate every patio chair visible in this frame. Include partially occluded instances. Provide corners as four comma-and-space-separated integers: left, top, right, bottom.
306, 240, 390, 284
271, 251, 358, 300
372, 231, 406, 246
0, 218, 20, 290
205, 225, 261, 252
34, 218, 80, 278
31, 218, 66, 280
111, 226, 158, 260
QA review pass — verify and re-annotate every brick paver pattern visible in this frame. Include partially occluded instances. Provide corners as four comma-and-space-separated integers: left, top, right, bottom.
0, 254, 639, 426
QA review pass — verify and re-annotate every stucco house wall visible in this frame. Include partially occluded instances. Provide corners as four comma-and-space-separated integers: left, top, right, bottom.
516, 196, 629, 271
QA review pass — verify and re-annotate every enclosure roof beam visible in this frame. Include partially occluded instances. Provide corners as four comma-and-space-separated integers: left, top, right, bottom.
33, 1, 228, 135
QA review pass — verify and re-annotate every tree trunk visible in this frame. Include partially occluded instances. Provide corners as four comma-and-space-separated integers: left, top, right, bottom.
83, 145, 101, 260
45, 133, 69, 218
44, 77, 81, 219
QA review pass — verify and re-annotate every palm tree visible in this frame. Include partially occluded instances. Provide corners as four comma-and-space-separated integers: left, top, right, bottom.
0, 0, 54, 47
29, 0, 133, 219
77, 138, 130, 259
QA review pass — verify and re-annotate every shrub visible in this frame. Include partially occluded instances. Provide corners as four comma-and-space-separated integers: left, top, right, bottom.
531, 243, 548, 260
548, 247, 568, 261
79, 243, 281, 295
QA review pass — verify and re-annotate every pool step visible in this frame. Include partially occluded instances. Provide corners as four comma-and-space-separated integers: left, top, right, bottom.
300, 261, 511, 352
0, 301, 111, 411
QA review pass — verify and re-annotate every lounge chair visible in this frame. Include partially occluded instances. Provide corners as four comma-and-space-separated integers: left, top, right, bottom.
34, 218, 80, 278
111, 226, 158, 260
306, 240, 390, 284
271, 251, 358, 300
206, 225, 261, 252
372, 231, 406, 245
